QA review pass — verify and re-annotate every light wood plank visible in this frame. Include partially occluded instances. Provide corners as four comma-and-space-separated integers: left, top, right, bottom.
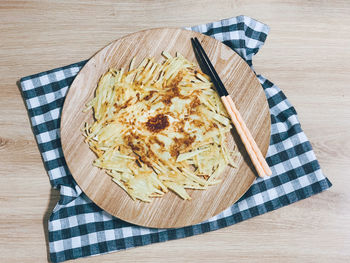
60, 28, 270, 228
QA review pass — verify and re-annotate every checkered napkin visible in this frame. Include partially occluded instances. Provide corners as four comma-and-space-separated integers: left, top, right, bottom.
20, 15, 331, 263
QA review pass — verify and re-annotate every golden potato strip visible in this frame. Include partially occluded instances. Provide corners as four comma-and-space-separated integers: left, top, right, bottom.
83, 52, 239, 202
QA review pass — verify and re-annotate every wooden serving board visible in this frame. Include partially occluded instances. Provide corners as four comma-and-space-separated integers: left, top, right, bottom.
61, 28, 271, 228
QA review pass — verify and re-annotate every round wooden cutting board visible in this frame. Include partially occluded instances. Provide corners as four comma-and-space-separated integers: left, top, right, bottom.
61, 28, 271, 228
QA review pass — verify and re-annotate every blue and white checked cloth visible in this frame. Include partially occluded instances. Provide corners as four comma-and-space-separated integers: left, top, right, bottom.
20, 16, 332, 263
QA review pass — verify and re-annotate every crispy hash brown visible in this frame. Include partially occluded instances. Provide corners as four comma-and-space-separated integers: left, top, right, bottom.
82, 52, 239, 202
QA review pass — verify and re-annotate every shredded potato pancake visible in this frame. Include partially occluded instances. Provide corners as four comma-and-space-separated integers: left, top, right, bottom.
82, 52, 239, 202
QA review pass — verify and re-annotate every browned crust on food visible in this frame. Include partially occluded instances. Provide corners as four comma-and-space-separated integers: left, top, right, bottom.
145, 114, 170, 133
170, 135, 196, 157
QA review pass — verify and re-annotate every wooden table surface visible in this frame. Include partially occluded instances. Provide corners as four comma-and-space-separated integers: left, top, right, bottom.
1, 1, 349, 262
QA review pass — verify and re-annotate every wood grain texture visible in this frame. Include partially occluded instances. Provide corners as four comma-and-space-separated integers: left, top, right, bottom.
60, 28, 270, 228
1, 0, 349, 262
